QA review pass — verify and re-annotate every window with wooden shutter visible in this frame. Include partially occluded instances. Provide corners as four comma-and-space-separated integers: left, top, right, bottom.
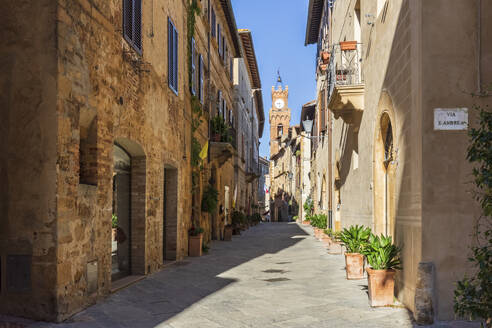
320, 89, 326, 132
217, 90, 222, 117
198, 55, 204, 104
224, 41, 227, 64
223, 99, 227, 121
230, 57, 233, 81
211, 7, 216, 38
168, 18, 178, 94
217, 24, 221, 56
123, 0, 142, 53
221, 36, 225, 60
191, 37, 196, 95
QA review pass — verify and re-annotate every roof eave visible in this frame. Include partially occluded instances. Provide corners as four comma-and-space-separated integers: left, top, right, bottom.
219, 0, 242, 57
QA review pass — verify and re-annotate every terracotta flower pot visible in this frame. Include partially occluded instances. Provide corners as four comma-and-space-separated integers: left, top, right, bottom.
321, 235, 331, 247
340, 40, 357, 51
319, 64, 328, 72
188, 233, 203, 257
224, 226, 232, 241
212, 133, 221, 142
366, 267, 396, 306
345, 253, 365, 280
320, 51, 330, 63
328, 241, 343, 255
302, 220, 310, 225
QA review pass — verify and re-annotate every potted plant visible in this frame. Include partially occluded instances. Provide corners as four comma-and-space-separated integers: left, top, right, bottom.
365, 234, 402, 306
321, 229, 333, 247
328, 231, 343, 255
339, 225, 371, 280
340, 40, 357, 51
188, 226, 204, 257
211, 115, 228, 142
201, 185, 218, 214
111, 214, 118, 241
320, 50, 330, 63
231, 211, 244, 235
224, 224, 233, 241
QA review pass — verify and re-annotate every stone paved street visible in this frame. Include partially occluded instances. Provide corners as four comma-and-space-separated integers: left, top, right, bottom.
25, 223, 473, 328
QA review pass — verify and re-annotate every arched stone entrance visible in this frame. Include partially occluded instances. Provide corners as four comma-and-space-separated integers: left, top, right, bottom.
112, 138, 146, 281
373, 93, 396, 237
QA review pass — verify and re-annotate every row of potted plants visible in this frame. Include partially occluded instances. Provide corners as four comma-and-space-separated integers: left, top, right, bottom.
210, 115, 232, 143
307, 220, 402, 307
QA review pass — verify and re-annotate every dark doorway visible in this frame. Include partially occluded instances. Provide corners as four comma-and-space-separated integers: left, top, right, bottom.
112, 145, 131, 281
163, 167, 178, 262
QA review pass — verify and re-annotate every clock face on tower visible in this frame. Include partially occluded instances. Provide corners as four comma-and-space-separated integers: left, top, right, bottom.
274, 99, 285, 109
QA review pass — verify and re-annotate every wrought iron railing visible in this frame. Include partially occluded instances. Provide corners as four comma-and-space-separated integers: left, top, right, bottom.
326, 42, 364, 98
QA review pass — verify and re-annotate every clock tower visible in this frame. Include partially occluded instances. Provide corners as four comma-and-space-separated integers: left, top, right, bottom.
269, 75, 291, 157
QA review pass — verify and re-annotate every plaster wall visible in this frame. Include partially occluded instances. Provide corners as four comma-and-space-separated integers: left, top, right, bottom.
421, 0, 491, 320
327, 0, 423, 314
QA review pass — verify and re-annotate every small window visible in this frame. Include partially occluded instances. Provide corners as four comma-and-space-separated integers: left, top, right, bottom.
211, 7, 216, 38
277, 124, 283, 137
191, 37, 196, 95
123, 0, 142, 53
198, 55, 204, 104
168, 18, 178, 94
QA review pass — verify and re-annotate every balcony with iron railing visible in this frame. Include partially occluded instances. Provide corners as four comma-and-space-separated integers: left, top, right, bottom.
322, 42, 365, 125
210, 119, 237, 167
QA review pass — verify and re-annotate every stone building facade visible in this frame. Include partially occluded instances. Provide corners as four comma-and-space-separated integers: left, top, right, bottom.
269, 84, 302, 223
258, 156, 270, 212
305, 0, 492, 323
232, 29, 264, 216
0, 0, 258, 322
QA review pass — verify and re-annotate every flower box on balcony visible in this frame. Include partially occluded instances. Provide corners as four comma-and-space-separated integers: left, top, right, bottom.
319, 64, 328, 72
340, 41, 357, 51
320, 51, 330, 63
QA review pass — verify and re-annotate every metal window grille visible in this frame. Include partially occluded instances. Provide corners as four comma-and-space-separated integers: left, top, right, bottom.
168, 18, 178, 94
123, 0, 142, 53
191, 37, 196, 95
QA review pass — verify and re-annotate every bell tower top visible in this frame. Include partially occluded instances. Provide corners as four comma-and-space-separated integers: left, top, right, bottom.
269, 72, 291, 157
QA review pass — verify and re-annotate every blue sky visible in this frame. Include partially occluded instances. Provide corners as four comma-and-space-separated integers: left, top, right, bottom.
231, 0, 317, 160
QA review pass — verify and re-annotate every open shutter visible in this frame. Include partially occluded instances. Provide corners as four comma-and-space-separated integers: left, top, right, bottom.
211, 7, 216, 38
191, 37, 196, 95
199, 55, 204, 104
168, 19, 174, 91
174, 27, 178, 92
133, 0, 142, 51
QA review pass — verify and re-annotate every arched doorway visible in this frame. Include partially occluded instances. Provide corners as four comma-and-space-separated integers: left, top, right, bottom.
112, 139, 146, 281
374, 109, 396, 237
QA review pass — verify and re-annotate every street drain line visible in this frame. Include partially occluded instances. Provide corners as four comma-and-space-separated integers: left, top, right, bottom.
263, 277, 290, 282
262, 269, 288, 274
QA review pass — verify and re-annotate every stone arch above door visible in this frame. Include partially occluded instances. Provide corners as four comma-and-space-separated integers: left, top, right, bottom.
373, 91, 397, 237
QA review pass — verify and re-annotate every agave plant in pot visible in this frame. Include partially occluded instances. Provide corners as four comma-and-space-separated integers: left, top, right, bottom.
365, 234, 402, 306
339, 225, 371, 280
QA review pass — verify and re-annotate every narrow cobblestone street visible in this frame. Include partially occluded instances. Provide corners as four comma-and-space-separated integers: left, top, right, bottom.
25, 223, 420, 328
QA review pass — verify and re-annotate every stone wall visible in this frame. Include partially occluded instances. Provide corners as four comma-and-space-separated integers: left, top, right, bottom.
0, 0, 59, 321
